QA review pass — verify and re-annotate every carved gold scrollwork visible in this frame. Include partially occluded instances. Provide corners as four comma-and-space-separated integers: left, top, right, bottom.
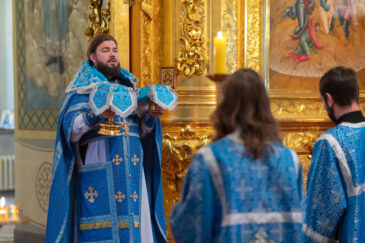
85, 0, 111, 39
141, 1, 152, 18
245, 0, 261, 71
177, 0, 207, 77
223, 0, 238, 73
271, 100, 328, 118
162, 125, 212, 193
141, 0, 153, 85
282, 132, 320, 153
298, 155, 312, 191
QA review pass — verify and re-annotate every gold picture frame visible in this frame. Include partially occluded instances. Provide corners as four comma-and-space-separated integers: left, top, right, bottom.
240, 0, 365, 123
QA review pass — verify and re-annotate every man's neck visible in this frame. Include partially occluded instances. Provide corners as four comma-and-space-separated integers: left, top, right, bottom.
334, 102, 360, 119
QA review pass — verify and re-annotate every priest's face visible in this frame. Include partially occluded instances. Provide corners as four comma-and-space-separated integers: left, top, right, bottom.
90, 40, 121, 78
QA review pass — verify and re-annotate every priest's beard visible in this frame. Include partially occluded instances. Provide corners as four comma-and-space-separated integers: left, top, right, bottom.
95, 60, 121, 79
324, 101, 337, 123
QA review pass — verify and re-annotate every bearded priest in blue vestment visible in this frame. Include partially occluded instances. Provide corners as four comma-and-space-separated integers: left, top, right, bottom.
305, 66, 365, 242
169, 69, 305, 242
45, 34, 167, 243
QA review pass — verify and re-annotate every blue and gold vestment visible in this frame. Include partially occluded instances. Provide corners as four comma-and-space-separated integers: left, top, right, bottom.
305, 120, 365, 242
45, 62, 167, 243
169, 130, 305, 242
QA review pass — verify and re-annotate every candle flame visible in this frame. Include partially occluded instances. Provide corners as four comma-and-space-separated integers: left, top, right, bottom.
0, 197, 5, 207
217, 31, 223, 39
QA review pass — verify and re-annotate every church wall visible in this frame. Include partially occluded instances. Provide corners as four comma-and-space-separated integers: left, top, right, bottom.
13, 0, 89, 242
0, 0, 14, 111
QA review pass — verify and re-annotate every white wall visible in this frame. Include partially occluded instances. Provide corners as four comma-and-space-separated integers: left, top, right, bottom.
0, 0, 14, 111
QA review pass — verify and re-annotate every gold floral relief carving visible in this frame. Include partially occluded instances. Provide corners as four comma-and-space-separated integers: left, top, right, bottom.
161, 123, 214, 241
271, 99, 328, 118
245, 0, 261, 71
140, 0, 161, 86
237, 0, 245, 69
282, 131, 322, 153
282, 131, 324, 190
141, 1, 152, 85
223, 0, 238, 73
85, 0, 111, 39
299, 155, 312, 190
177, 0, 207, 77
141, 0, 152, 18
162, 125, 212, 195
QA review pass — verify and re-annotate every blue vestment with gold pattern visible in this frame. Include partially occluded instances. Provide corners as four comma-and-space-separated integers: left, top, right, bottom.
305, 121, 365, 242
169, 130, 305, 242
45, 62, 167, 243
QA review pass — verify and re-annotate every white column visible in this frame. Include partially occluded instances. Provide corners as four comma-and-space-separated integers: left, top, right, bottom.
0, 0, 14, 111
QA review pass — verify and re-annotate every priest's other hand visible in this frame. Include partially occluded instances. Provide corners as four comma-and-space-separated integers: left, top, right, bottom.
148, 103, 164, 118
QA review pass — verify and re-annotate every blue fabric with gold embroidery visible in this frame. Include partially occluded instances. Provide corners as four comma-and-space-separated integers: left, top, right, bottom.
89, 83, 137, 118
45, 63, 167, 243
137, 85, 177, 110
169, 131, 305, 242
305, 122, 365, 242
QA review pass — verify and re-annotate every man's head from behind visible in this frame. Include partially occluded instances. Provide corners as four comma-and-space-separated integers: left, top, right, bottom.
87, 34, 120, 78
319, 66, 359, 122
211, 68, 280, 159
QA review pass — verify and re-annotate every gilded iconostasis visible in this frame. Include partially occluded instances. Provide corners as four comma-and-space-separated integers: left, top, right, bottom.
12, 0, 365, 241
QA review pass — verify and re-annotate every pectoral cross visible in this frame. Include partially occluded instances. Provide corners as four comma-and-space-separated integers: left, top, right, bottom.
121, 118, 130, 137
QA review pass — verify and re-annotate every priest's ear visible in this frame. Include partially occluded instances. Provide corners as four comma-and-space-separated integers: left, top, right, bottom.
324, 92, 335, 108
90, 53, 97, 66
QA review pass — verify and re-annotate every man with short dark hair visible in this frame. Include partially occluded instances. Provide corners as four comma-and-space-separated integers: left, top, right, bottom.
46, 34, 167, 243
305, 66, 365, 242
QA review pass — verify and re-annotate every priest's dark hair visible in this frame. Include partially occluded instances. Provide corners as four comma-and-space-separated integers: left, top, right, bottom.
87, 34, 117, 61
319, 66, 359, 106
211, 68, 281, 159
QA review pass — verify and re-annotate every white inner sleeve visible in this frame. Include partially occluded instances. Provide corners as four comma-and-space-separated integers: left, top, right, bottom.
71, 113, 93, 143
141, 169, 154, 242
84, 141, 107, 164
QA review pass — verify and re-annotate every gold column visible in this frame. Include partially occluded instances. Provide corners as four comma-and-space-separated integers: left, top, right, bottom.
163, 0, 173, 66
110, 0, 130, 70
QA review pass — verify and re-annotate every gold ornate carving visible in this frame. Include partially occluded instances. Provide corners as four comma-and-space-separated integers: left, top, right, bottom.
282, 131, 321, 153
223, 0, 238, 73
162, 125, 212, 194
271, 99, 328, 118
177, 0, 207, 77
245, 0, 261, 71
298, 155, 312, 191
85, 0, 111, 39
141, 1, 152, 18
142, 10, 152, 85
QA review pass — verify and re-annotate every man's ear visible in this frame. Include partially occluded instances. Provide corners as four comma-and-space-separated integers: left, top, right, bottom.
325, 92, 334, 108
90, 53, 97, 66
